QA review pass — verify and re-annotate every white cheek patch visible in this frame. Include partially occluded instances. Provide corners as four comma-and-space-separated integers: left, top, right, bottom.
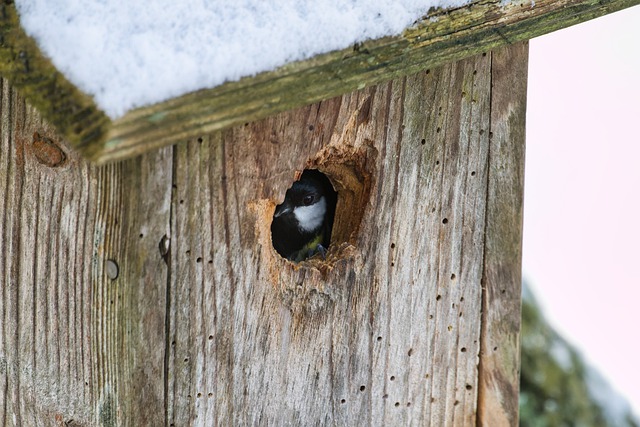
294, 196, 326, 232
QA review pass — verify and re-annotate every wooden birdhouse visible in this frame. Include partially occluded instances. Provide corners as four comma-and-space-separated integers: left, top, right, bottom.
0, 0, 635, 425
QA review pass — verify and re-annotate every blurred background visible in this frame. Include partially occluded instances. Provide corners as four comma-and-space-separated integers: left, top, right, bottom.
522, 4, 640, 424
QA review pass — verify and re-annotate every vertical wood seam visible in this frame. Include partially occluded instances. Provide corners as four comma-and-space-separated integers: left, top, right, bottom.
476, 50, 494, 427
11, 84, 24, 427
164, 144, 177, 427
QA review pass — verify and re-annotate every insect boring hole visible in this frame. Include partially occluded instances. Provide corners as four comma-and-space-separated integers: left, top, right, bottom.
271, 164, 369, 264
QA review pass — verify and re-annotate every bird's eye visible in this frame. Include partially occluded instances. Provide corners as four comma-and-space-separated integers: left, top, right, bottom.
303, 195, 314, 205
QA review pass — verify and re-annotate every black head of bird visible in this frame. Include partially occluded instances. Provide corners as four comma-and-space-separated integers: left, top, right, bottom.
271, 170, 336, 262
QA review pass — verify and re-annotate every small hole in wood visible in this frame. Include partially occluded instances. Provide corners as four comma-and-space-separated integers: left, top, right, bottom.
408, 348, 413, 356
420, 138, 426, 145
442, 218, 448, 224
461, 347, 467, 353
466, 384, 472, 390
360, 385, 366, 392
208, 335, 213, 340
450, 273, 456, 280
436, 295, 441, 301
308, 125, 314, 131
407, 402, 411, 407
390, 243, 395, 249
471, 171, 476, 176
383, 394, 388, 399
208, 393, 213, 397
197, 393, 202, 398
390, 376, 395, 381
395, 402, 400, 407
340, 399, 346, 404
377, 336, 382, 342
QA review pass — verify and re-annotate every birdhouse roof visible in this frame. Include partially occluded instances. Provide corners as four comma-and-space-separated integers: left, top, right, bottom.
1, 0, 635, 163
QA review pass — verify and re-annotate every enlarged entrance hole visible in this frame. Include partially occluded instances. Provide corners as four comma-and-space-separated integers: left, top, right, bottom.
270, 156, 372, 264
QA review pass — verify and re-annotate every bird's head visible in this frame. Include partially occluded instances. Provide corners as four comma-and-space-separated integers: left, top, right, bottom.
273, 174, 327, 233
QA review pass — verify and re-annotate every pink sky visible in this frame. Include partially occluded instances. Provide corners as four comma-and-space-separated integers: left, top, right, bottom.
524, 4, 640, 415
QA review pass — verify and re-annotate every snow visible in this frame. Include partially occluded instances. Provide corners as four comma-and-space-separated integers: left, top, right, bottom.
15, 0, 470, 119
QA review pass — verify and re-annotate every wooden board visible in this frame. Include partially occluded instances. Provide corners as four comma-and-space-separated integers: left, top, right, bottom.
0, 42, 527, 425
0, 0, 635, 163
0, 79, 171, 426
478, 41, 528, 426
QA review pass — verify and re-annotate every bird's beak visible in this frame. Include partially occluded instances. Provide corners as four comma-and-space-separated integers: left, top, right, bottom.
273, 201, 293, 218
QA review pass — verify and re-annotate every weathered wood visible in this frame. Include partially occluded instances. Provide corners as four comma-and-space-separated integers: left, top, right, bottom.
0, 0, 633, 163
0, 77, 171, 426
163, 47, 519, 425
0, 42, 527, 425
477, 42, 528, 426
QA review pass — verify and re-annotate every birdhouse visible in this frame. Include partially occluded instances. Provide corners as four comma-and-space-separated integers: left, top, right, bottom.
0, 0, 634, 425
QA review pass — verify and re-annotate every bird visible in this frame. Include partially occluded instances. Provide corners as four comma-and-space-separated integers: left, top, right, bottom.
271, 170, 336, 262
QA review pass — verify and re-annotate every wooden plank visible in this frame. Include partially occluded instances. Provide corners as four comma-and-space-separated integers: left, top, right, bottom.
0, 77, 172, 426
164, 47, 512, 425
90, 150, 172, 426
0, 79, 96, 426
477, 42, 528, 426
0, 0, 634, 163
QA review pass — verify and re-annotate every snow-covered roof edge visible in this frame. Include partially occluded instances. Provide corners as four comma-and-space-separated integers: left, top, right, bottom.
1, 0, 636, 163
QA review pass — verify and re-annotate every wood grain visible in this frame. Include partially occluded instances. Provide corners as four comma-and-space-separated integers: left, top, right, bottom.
477, 42, 528, 427
0, 77, 172, 426
0, 43, 528, 425
0, 0, 633, 163
164, 49, 504, 426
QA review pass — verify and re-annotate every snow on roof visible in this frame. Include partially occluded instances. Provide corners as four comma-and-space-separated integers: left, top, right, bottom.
15, 0, 469, 119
